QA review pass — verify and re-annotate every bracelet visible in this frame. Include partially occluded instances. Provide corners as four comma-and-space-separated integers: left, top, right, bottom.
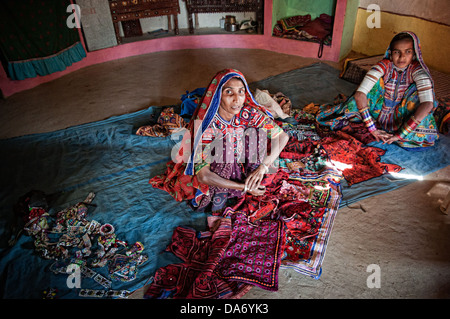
359, 108, 377, 132
397, 115, 420, 139
261, 162, 269, 173
410, 115, 421, 125
243, 184, 248, 193
358, 106, 370, 113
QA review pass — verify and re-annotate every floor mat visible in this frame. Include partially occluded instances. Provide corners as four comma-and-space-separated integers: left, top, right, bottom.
0, 107, 208, 299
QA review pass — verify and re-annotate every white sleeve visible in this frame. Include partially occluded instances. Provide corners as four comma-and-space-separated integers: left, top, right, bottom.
356, 63, 385, 95
412, 68, 434, 103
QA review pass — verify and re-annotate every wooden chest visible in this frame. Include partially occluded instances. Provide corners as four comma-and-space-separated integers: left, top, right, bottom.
109, 0, 180, 43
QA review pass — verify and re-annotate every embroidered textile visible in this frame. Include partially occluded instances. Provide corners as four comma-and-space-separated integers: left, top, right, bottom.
194, 104, 280, 173
194, 159, 257, 213
143, 217, 252, 299
282, 205, 326, 262
272, 14, 332, 46
320, 130, 402, 185
214, 209, 284, 291
284, 123, 321, 141
280, 168, 342, 277
357, 59, 434, 104
279, 123, 399, 188
149, 160, 209, 202
224, 137, 342, 279
181, 69, 274, 176
136, 107, 186, 137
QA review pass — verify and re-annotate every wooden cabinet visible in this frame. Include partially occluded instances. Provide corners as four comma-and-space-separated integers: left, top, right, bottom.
109, 0, 180, 44
183, 0, 264, 34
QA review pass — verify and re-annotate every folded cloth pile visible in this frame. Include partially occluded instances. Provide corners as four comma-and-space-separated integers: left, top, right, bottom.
254, 89, 296, 126
136, 107, 187, 137
272, 14, 333, 45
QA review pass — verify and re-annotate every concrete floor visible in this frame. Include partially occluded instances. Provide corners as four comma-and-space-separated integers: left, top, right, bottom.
0, 48, 340, 140
1, 48, 449, 299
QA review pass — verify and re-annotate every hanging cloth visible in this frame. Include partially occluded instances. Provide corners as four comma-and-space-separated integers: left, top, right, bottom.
0, 1, 86, 80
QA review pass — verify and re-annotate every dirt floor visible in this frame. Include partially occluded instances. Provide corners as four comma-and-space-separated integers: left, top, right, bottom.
1, 48, 449, 299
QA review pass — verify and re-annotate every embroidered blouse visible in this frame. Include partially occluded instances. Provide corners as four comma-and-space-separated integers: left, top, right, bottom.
357, 59, 434, 104
193, 104, 284, 173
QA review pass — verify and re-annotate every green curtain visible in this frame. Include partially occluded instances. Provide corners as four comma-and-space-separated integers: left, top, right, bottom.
0, 0, 86, 80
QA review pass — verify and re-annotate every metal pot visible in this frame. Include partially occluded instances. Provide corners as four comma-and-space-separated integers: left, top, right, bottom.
225, 23, 239, 32
225, 15, 236, 24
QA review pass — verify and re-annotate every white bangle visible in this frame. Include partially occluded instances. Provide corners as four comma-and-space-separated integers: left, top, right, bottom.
261, 163, 269, 173
243, 184, 248, 193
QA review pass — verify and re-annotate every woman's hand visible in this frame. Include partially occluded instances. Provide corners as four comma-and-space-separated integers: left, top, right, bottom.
247, 185, 266, 196
244, 164, 268, 195
243, 132, 289, 196
371, 129, 393, 143
197, 164, 266, 196
385, 135, 401, 144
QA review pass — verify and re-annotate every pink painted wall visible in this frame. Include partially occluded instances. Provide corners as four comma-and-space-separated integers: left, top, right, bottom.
0, 0, 346, 98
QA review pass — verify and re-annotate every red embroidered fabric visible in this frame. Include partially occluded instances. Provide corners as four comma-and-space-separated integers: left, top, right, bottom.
320, 130, 402, 185
143, 217, 252, 299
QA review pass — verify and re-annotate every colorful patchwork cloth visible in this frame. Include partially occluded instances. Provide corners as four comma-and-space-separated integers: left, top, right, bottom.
222, 137, 343, 279
268, 137, 343, 277
149, 159, 209, 202
320, 130, 403, 186
143, 216, 252, 299
214, 209, 285, 291
293, 108, 403, 186
280, 167, 342, 277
